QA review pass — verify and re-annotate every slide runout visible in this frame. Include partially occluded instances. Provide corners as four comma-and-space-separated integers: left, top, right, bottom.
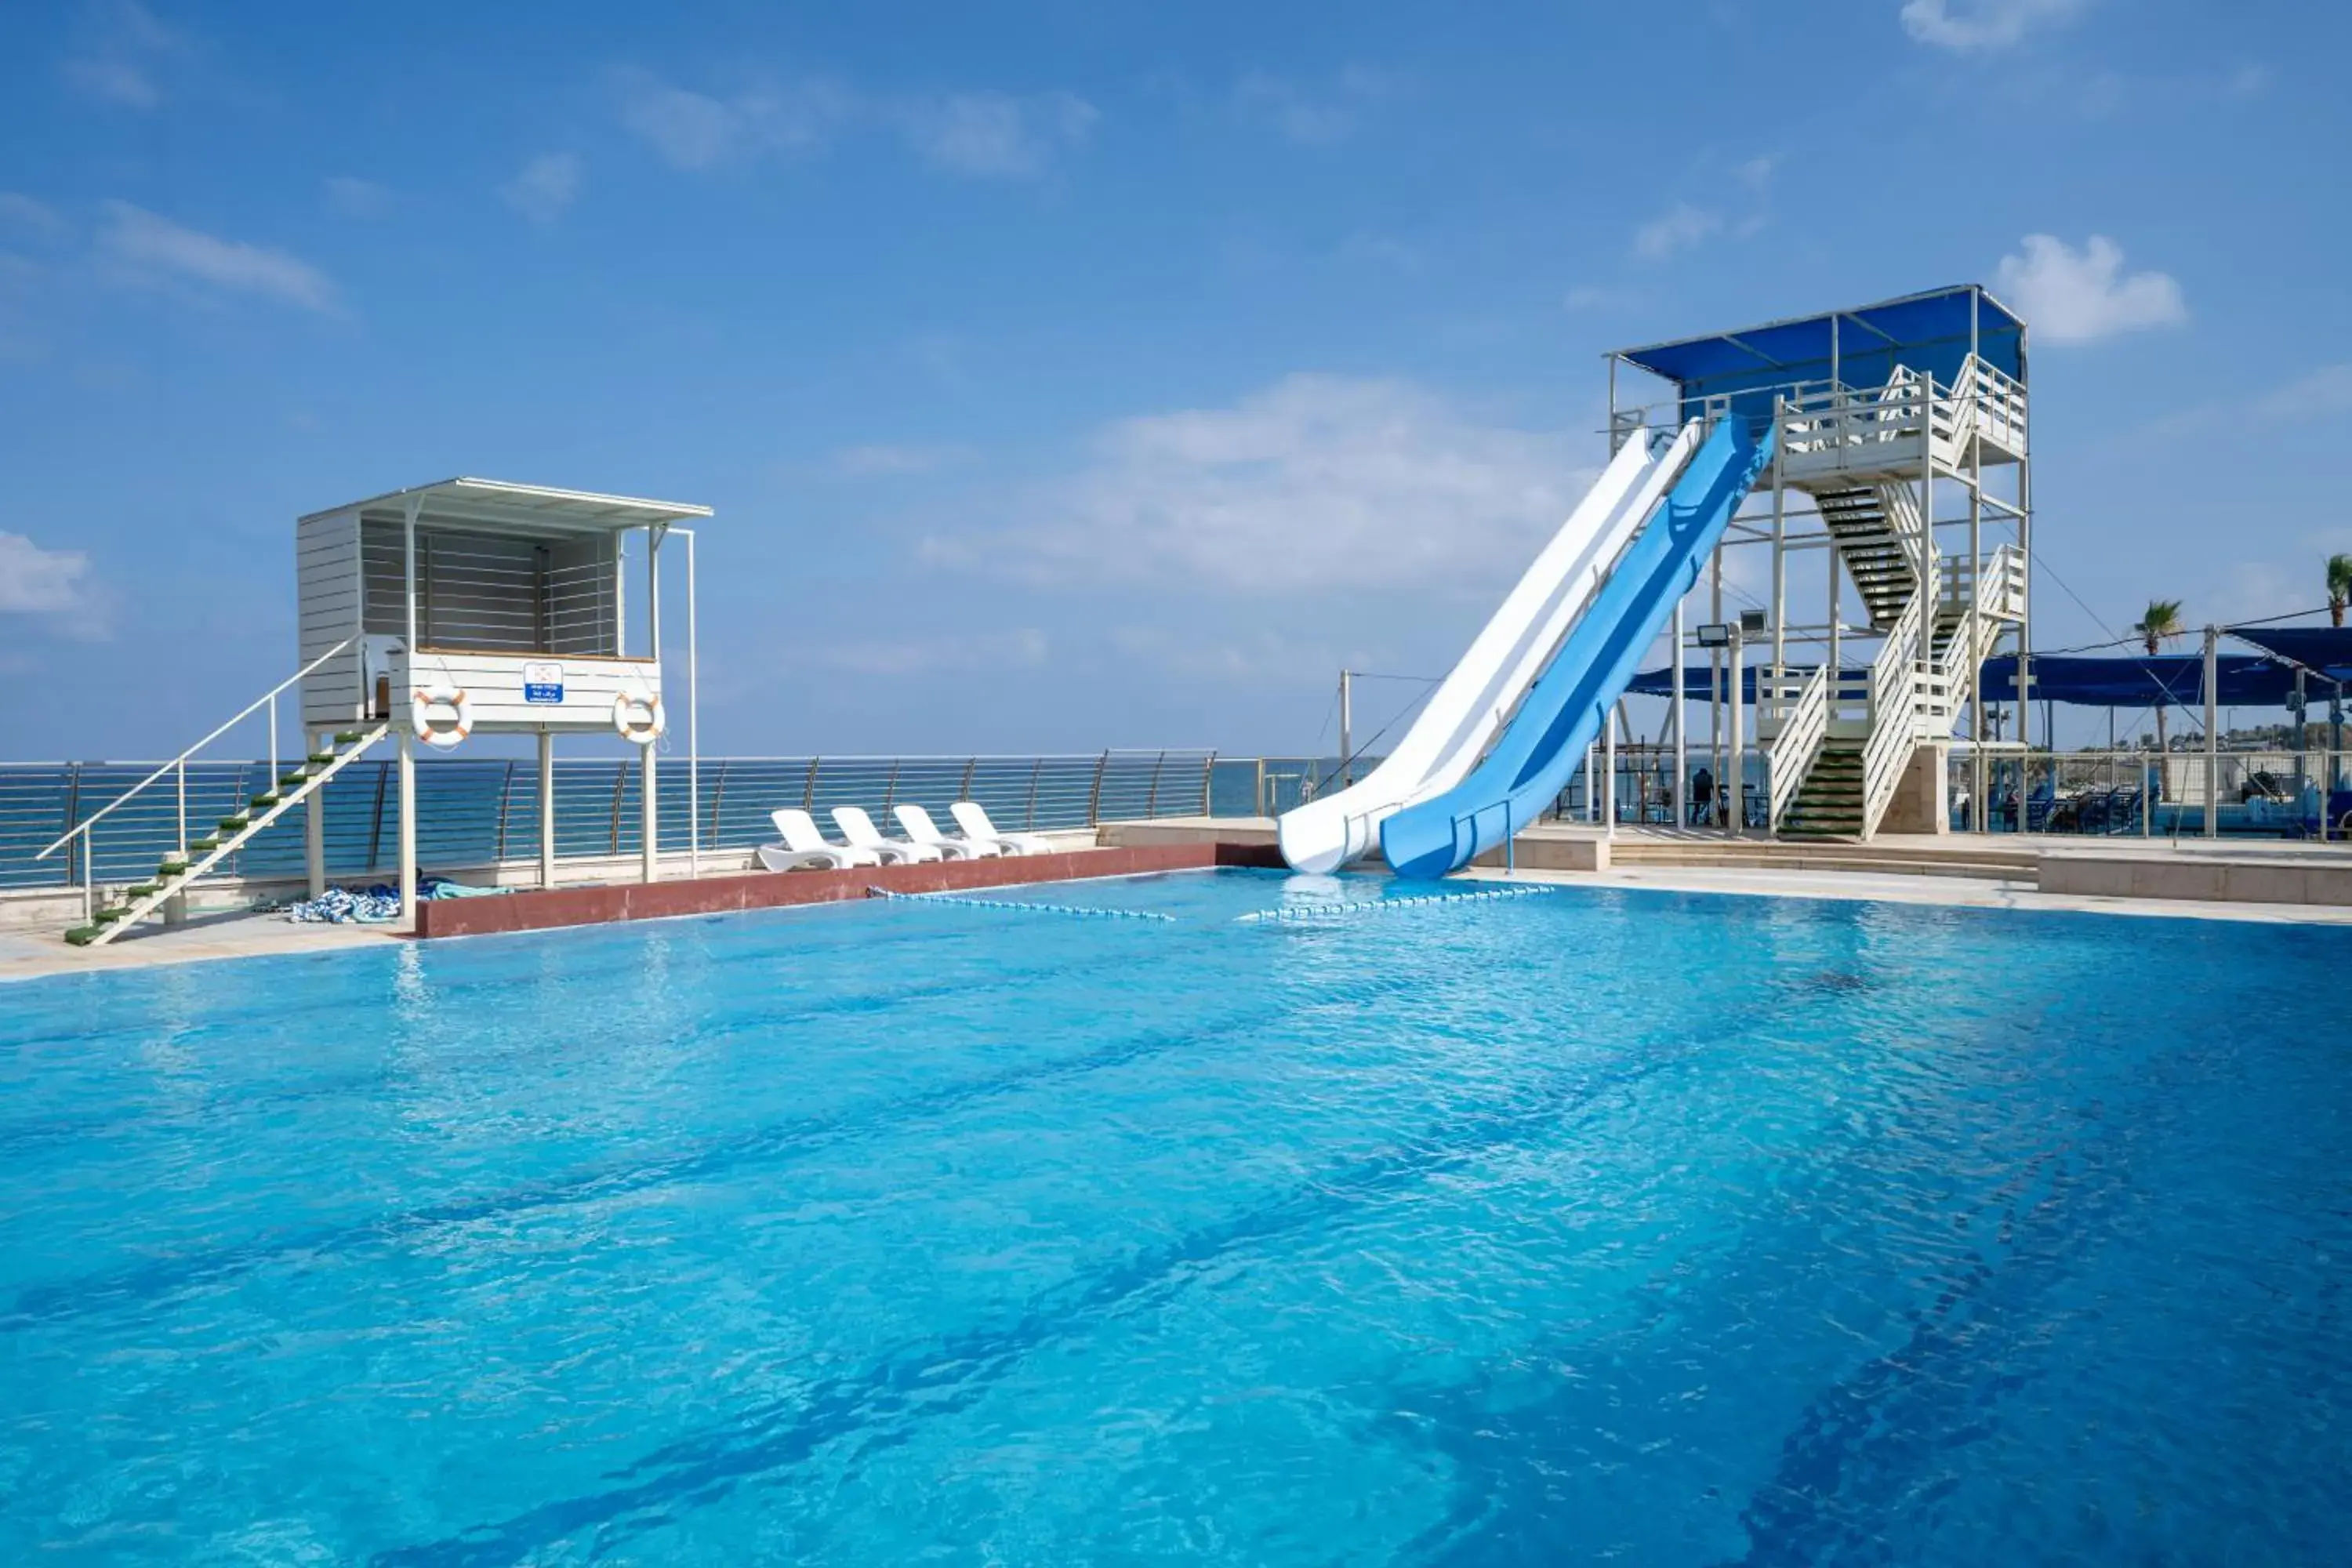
1381, 417, 1776, 880
1276, 420, 1701, 873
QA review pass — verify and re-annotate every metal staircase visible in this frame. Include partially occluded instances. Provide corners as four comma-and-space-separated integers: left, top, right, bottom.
62, 724, 388, 946
36, 637, 386, 948
1811, 484, 1918, 629
1761, 355, 2026, 841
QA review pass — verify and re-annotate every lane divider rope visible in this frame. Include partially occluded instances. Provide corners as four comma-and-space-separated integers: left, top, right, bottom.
1234, 884, 1557, 924
866, 887, 1178, 922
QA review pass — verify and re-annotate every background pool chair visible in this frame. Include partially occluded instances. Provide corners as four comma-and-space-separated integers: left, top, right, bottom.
893, 803, 997, 858
950, 800, 1054, 856
757, 808, 879, 872
831, 804, 942, 863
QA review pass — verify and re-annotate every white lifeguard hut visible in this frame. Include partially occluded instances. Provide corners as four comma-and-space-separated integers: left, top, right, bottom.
296, 477, 710, 921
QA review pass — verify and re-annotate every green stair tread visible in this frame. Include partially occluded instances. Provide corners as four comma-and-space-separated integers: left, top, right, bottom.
64, 927, 101, 946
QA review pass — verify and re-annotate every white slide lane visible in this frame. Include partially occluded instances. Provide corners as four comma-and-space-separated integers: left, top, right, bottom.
1276, 420, 1700, 873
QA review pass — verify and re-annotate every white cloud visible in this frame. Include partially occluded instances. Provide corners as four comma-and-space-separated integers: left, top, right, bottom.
1737, 154, 1777, 191
619, 74, 853, 169
2254, 364, 2352, 419
1994, 234, 2185, 344
811, 627, 1047, 677
900, 91, 1097, 179
1633, 202, 1721, 260
501, 154, 582, 223
1232, 65, 1400, 145
830, 442, 971, 477
1900, 0, 2087, 51
323, 176, 390, 219
96, 201, 336, 311
920, 373, 1591, 596
0, 193, 70, 241
61, 0, 187, 109
0, 532, 94, 615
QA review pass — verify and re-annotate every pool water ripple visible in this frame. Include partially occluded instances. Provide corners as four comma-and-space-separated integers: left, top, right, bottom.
3, 869, 2348, 1564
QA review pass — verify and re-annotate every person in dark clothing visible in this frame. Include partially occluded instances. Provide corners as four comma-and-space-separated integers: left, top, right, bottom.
1690, 767, 1714, 826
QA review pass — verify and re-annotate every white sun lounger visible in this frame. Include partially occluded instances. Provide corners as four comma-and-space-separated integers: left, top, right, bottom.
831, 804, 943, 864
950, 800, 1054, 856
892, 804, 996, 858
757, 808, 880, 872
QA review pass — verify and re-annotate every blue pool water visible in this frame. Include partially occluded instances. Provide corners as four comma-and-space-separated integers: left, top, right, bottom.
4, 870, 2350, 1564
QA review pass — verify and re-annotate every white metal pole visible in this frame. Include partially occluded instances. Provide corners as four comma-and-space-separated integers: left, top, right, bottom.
538, 729, 556, 888
400, 492, 420, 926
1338, 670, 1352, 789
2203, 625, 2220, 840
1727, 622, 1745, 837
1672, 600, 1686, 826
645, 524, 662, 884
642, 745, 659, 884
1603, 704, 1617, 837
397, 724, 416, 926
304, 729, 325, 898
681, 526, 700, 879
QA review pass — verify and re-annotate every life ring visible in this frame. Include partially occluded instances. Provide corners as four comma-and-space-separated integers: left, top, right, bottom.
614, 688, 666, 746
410, 684, 472, 750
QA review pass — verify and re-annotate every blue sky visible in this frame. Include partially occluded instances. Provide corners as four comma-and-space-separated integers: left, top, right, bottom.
2, 0, 2346, 760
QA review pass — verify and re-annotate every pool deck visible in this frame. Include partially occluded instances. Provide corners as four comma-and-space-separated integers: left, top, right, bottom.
9, 818, 2350, 982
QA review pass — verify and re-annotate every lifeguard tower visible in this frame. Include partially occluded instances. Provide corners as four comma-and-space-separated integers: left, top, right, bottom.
60, 477, 708, 946
1608, 285, 2031, 838
296, 477, 710, 920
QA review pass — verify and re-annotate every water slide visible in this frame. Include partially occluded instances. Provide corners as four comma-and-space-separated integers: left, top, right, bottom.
1276, 421, 1703, 873
1381, 416, 1776, 880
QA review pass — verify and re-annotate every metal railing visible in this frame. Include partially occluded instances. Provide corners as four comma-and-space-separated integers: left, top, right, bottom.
1949, 748, 2352, 840
1764, 664, 1830, 829
2, 750, 1221, 895
29, 638, 355, 906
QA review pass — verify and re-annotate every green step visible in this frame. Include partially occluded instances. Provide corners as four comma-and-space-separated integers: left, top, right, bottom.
93, 906, 127, 924
125, 883, 158, 899
217, 815, 249, 833
281, 772, 311, 789
188, 837, 219, 854
158, 859, 187, 876
334, 730, 367, 744
250, 793, 282, 809
64, 926, 101, 946
308, 751, 336, 766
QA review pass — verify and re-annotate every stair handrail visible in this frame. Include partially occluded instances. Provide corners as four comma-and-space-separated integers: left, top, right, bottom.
1857, 586, 1929, 836
1766, 662, 1831, 829
35, 637, 355, 863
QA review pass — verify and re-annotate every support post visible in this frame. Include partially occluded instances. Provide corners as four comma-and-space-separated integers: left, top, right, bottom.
397, 724, 416, 927
642, 744, 659, 883
304, 728, 325, 898
538, 729, 556, 888
1710, 543, 1725, 821
682, 527, 699, 880
1603, 704, 1617, 837
1338, 669, 1353, 789
2203, 625, 2220, 840
1727, 621, 1745, 837
1672, 600, 1686, 827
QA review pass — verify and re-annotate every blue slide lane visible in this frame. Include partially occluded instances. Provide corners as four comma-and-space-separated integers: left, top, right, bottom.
1381, 417, 1776, 879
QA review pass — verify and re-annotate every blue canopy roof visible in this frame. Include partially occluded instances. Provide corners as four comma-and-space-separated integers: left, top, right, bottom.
2226, 626, 2352, 683
1613, 285, 2026, 429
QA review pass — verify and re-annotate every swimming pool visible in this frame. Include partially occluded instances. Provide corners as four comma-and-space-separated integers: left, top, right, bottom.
5, 869, 2347, 1563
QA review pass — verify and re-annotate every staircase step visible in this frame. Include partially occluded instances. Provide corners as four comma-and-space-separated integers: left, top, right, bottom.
64, 926, 101, 946
125, 883, 159, 899
93, 906, 128, 924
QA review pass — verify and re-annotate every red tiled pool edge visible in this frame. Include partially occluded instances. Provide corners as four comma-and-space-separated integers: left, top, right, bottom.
413, 841, 1285, 938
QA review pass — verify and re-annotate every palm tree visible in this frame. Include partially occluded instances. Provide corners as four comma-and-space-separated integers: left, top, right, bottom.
2136, 598, 2185, 797
2328, 554, 2352, 627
